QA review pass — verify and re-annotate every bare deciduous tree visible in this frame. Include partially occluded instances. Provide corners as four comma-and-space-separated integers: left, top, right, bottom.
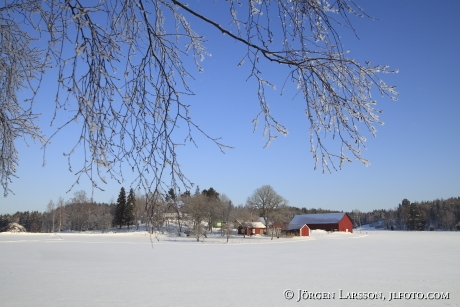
269, 205, 291, 239
46, 200, 56, 232
67, 190, 86, 231
57, 197, 65, 232
145, 192, 166, 236
218, 194, 234, 242
134, 193, 147, 230
0, 7, 47, 197
247, 185, 287, 235
182, 193, 208, 241
1, 0, 397, 202
204, 195, 220, 234
169, 194, 185, 236
352, 209, 362, 230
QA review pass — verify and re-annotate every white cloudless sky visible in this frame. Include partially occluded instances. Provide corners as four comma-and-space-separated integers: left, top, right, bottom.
1, 0, 459, 214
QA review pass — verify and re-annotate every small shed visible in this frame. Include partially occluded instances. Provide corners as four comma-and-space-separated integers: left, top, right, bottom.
281, 223, 310, 237
289, 213, 353, 233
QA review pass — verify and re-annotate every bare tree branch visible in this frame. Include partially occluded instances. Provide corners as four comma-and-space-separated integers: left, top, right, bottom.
1, 0, 397, 204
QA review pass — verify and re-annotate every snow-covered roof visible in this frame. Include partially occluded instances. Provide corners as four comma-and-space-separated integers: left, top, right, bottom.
245, 221, 266, 229
282, 223, 309, 231
290, 213, 348, 225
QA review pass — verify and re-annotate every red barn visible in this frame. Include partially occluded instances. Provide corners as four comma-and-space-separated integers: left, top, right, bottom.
289, 213, 353, 233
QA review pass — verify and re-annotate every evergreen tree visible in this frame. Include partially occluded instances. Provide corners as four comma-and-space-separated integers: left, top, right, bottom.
113, 187, 126, 229
407, 202, 417, 230
125, 188, 136, 230
415, 204, 426, 231
407, 202, 425, 231
181, 190, 191, 198
202, 187, 219, 199
401, 199, 411, 230
166, 188, 176, 201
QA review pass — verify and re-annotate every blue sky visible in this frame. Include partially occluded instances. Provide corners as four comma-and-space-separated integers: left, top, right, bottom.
1, 0, 459, 214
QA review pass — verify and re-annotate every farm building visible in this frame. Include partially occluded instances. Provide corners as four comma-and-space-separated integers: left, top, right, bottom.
257, 217, 283, 236
289, 213, 353, 233
237, 221, 266, 236
281, 223, 310, 237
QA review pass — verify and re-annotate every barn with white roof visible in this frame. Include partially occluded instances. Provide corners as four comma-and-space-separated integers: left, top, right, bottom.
283, 213, 353, 236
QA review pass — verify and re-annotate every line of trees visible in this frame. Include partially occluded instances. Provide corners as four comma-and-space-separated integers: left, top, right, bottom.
352, 197, 460, 231
0, 192, 111, 232
0, 186, 240, 235
0, 183, 342, 236
0, 210, 43, 232
2, 189, 459, 234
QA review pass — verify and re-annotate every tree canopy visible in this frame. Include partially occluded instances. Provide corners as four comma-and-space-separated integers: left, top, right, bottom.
1, 0, 397, 199
246, 185, 287, 228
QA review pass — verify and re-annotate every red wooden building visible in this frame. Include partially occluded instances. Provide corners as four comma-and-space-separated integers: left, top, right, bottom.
281, 223, 310, 237
237, 221, 266, 236
289, 213, 353, 233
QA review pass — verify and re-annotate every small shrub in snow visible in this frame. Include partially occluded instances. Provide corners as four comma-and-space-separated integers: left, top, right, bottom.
0, 223, 26, 233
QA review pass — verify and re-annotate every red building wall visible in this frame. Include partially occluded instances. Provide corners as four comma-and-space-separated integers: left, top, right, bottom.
338, 215, 353, 233
246, 227, 265, 236
300, 225, 310, 236
303, 214, 353, 233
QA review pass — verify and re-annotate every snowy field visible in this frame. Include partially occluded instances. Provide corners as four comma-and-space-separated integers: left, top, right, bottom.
1, 230, 459, 307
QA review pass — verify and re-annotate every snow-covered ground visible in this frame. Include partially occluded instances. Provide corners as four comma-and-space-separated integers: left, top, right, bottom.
1, 230, 458, 306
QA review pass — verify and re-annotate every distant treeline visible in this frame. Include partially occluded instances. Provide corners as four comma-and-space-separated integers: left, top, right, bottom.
0, 210, 44, 232
0, 186, 341, 233
1, 192, 459, 233
0, 207, 339, 234
0, 190, 150, 233
351, 197, 460, 231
